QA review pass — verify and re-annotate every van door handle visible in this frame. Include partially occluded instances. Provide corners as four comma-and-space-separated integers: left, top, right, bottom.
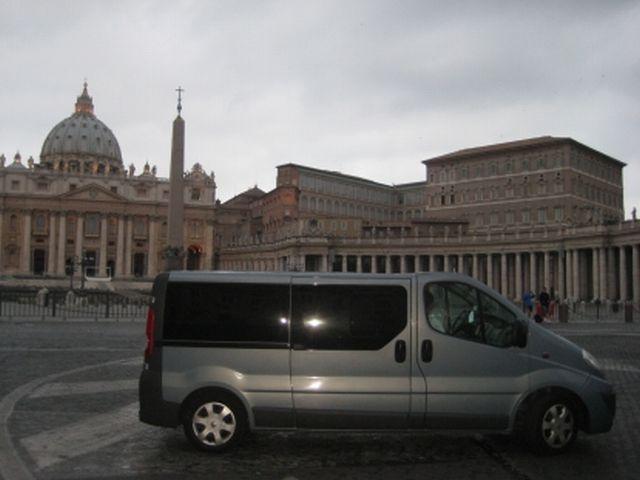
421, 339, 433, 362
395, 340, 406, 363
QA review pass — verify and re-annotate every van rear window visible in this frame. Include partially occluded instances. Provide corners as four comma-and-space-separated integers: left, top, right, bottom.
163, 282, 289, 345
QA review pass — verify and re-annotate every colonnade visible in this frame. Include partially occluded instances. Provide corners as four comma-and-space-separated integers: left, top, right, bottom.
224, 245, 640, 304
4, 211, 177, 278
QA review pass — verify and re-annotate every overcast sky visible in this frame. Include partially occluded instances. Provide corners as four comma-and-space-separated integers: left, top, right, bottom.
1, 0, 639, 214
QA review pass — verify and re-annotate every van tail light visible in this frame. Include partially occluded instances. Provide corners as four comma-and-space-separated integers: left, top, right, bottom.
144, 306, 156, 361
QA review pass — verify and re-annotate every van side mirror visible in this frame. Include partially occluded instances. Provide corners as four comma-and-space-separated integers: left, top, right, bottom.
513, 321, 528, 348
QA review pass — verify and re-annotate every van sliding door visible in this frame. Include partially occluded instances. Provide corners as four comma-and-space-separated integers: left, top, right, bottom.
290, 277, 412, 429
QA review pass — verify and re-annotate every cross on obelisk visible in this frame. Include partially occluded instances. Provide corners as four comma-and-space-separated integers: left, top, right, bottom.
176, 86, 184, 115
165, 87, 186, 270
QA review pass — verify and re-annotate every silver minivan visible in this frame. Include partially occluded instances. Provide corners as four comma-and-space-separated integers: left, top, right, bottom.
139, 271, 615, 455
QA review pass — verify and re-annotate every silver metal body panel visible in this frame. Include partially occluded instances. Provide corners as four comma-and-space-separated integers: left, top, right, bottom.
155, 271, 613, 434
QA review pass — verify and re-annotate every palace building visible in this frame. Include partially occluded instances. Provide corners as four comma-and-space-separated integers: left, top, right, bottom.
1, 84, 639, 307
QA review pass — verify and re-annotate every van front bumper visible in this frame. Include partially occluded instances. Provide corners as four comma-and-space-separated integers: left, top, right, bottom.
581, 375, 616, 434
139, 368, 181, 428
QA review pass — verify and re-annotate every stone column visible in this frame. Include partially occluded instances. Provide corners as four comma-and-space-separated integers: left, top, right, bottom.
0, 211, 3, 269
443, 255, 450, 272
99, 216, 108, 276
57, 214, 67, 275
371, 255, 377, 273
458, 254, 464, 274
544, 251, 551, 290
124, 216, 133, 277
501, 254, 508, 296
592, 248, 600, 300
385, 255, 391, 274
599, 247, 607, 301
572, 249, 580, 300
414, 255, 419, 273
472, 254, 479, 280
620, 246, 627, 301
47, 214, 57, 274
204, 222, 214, 270
487, 254, 493, 288
633, 244, 640, 306
148, 218, 158, 277
607, 247, 616, 301
400, 255, 406, 273
558, 250, 565, 301
20, 211, 32, 273
75, 214, 84, 259
529, 252, 536, 295
116, 216, 125, 278
356, 255, 362, 273
566, 250, 573, 301
341, 254, 347, 273
515, 252, 522, 300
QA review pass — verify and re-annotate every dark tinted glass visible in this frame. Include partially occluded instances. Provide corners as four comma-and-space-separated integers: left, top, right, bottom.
292, 285, 407, 350
479, 290, 517, 348
163, 282, 289, 344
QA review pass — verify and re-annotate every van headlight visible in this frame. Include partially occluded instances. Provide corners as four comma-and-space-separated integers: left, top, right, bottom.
582, 349, 602, 371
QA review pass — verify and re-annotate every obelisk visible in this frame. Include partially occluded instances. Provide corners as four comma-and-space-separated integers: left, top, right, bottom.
165, 87, 186, 270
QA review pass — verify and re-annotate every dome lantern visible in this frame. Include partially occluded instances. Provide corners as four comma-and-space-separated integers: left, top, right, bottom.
75, 81, 94, 115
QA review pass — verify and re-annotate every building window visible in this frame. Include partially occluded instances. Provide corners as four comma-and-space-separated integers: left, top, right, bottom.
538, 208, 547, 223
136, 187, 147, 198
522, 210, 531, 224
85, 214, 100, 236
554, 207, 564, 222
34, 214, 46, 234
191, 188, 201, 201
506, 211, 515, 224
162, 190, 169, 200
37, 182, 49, 192
69, 184, 77, 190
11, 180, 20, 190
134, 218, 147, 238
110, 186, 118, 194
189, 221, 202, 238
490, 213, 498, 225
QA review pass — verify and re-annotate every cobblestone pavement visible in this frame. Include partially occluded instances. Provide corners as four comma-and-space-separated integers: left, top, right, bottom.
0, 320, 638, 480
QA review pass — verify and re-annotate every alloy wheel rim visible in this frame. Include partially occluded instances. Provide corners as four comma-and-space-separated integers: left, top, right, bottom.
192, 401, 236, 446
541, 403, 574, 449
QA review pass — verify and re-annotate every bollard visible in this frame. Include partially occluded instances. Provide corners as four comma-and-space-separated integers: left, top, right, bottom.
624, 302, 633, 323
559, 303, 569, 323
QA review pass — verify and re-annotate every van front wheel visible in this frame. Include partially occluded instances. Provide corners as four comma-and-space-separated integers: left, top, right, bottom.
526, 395, 578, 454
182, 392, 247, 452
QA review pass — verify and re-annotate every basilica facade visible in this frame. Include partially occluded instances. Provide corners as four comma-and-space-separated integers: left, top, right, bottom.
1, 84, 640, 307
0, 84, 216, 280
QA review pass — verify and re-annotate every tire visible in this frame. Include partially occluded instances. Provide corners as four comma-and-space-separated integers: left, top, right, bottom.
182, 391, 247, 452
526, 395, 578, 455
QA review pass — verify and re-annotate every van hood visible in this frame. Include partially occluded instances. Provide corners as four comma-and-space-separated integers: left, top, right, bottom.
527, 321, 605, 378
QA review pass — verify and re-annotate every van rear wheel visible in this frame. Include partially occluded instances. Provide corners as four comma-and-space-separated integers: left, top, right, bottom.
526, 395, 578, 455
182, 392, 247, 452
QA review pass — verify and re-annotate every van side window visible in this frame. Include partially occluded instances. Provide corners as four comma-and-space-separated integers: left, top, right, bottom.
292, 285, 407, 350
425, 282, 483, 343
163, 282, 289, 345
478, 290, 518, 348
425, 282, 516, 347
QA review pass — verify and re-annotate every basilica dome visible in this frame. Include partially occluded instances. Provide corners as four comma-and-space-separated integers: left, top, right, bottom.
40, 83, 124, 175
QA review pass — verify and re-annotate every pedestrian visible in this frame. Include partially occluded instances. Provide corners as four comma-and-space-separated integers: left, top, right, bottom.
539, 286, 550, 320
522, 290, 534, 316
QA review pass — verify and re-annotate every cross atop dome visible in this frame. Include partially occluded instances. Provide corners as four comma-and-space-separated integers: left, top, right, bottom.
75, 80, 94, 115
